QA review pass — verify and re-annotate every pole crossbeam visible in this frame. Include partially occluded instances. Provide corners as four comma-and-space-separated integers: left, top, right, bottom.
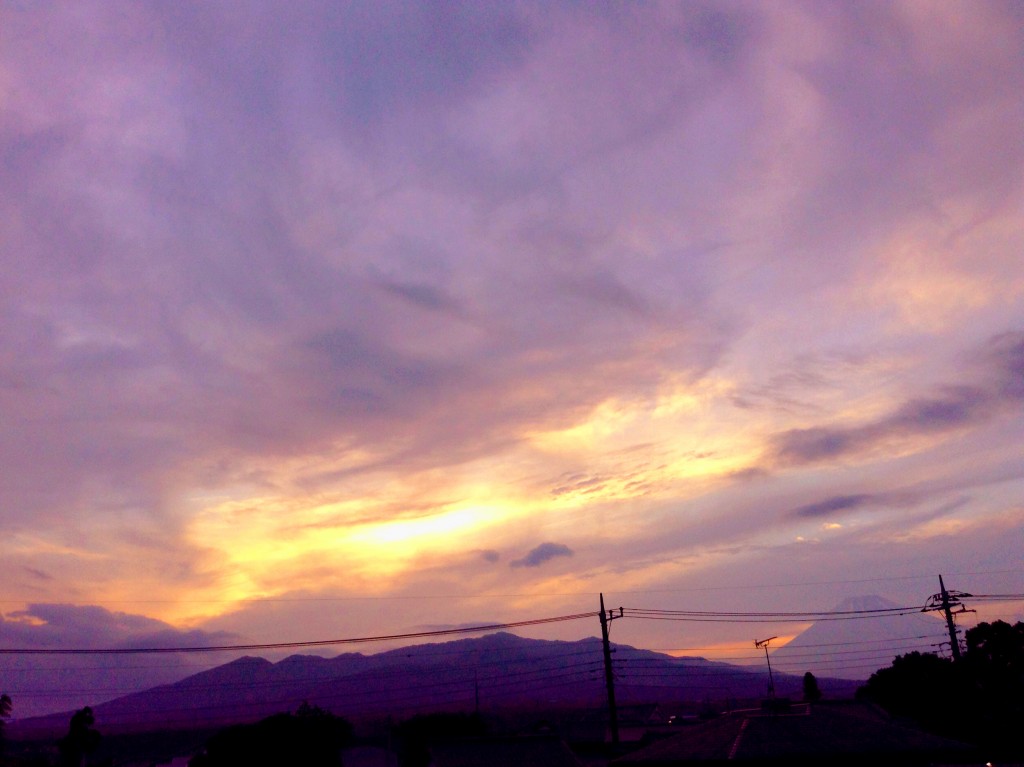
754, 636, 778, 699
922, 575, 975, 661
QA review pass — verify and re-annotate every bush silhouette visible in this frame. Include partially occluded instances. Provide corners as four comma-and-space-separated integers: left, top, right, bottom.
0, 694, 11, 754
859, 621, 1024, 756
394, 712, 486, 767
190, 703, 352, 767
57, 707, 102, 767
802, 672, 821, 702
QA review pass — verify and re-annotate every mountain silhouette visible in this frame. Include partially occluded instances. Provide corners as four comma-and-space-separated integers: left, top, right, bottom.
11, 632, 858, 737
768, 595, 950, 680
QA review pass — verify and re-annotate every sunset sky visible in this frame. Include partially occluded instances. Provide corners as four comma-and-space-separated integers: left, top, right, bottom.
1, 1, 1022, 703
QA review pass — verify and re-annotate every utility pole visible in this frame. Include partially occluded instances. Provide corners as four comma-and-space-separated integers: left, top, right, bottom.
754, 636, 777, 699
923, 575, 974, 661
938, 575, 961, 662
599, 593, 623, 748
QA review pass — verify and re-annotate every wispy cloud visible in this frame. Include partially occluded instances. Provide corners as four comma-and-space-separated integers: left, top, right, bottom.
791, 494, 878, 519
769, 332, 1024, 467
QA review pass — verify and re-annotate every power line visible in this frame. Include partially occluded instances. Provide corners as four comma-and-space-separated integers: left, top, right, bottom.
16, 660, 608, 725
621, 610, 924, 623
0, 643, 604, 674
0, 633, 950, 676
49, 671, 609, 733
622, 605, 923, 617
619, 641, 946, 665
646, 632, 947, 653
2, 652, 606, 699
13, 642, 952, 700
10, 635, 951, 703
0, 612, 596, 655
970, 593, 1024, 601
4, 579, 1013, 723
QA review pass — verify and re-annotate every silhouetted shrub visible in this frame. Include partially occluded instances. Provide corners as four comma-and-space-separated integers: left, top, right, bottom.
802, 672, 822, 702
189, 703, 352, 767
394, 712, 486, 767
57, 707, 102, 767
858, 622, 1024, 756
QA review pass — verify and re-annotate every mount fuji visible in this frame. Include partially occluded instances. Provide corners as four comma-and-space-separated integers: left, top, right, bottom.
769, 595, 950, 680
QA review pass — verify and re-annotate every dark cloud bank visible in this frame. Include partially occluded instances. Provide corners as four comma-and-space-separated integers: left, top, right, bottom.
509, 542, 574, 568
0, 604, 235, 650
0, 604, 237, 717
770, 332, 1024, 467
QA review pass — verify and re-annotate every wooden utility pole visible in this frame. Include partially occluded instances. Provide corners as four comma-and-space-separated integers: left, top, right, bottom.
924, 575, 973, 661
599, 593, 622, 748
939, 575, 961, 661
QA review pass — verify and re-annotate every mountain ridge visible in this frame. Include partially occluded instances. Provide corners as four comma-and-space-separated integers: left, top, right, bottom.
10, 631, 859, 737
769, 594, 950, 679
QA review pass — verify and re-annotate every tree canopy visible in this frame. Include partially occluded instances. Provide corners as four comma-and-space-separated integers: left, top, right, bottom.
189, 703, 352, 767
858, 620, 1024, 756
801, 672, 821, 702
394, 712, 487, 767
0, 694, 11, 754
57, 706, 102, 767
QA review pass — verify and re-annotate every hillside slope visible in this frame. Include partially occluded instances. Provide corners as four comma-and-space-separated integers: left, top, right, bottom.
12, 632, 858, 736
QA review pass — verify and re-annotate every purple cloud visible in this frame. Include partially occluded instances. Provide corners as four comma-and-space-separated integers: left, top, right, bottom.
988, 332, 1024, 400
510, 542, 574, 568
0, 604, 236, 650
770, 334, 1024, 467
792, 494, 877, 519
0, 605, 238, 717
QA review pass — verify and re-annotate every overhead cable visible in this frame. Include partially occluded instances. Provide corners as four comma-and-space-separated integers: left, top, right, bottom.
0, 612, 597, 655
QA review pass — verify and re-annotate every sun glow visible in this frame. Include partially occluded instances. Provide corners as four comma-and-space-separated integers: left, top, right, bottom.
344, 504, 510, 547
526, 379, 763, 505
180, 488, 527, 617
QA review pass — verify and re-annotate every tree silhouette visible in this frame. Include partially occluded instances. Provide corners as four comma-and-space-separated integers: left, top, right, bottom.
961, 621, 1024, 751
58, 706, 102, 767
0, 693, 11, 754
394, 712, 486, 767
857, 651, 960, 729
802, 671, 821, 702
189, 703, 352, 767
859, 622, 1024, 757
963, 620, 1024, 695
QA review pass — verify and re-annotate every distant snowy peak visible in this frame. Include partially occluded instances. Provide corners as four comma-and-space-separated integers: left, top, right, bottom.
769, 595, 948, 681
831, 594, 907, 612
